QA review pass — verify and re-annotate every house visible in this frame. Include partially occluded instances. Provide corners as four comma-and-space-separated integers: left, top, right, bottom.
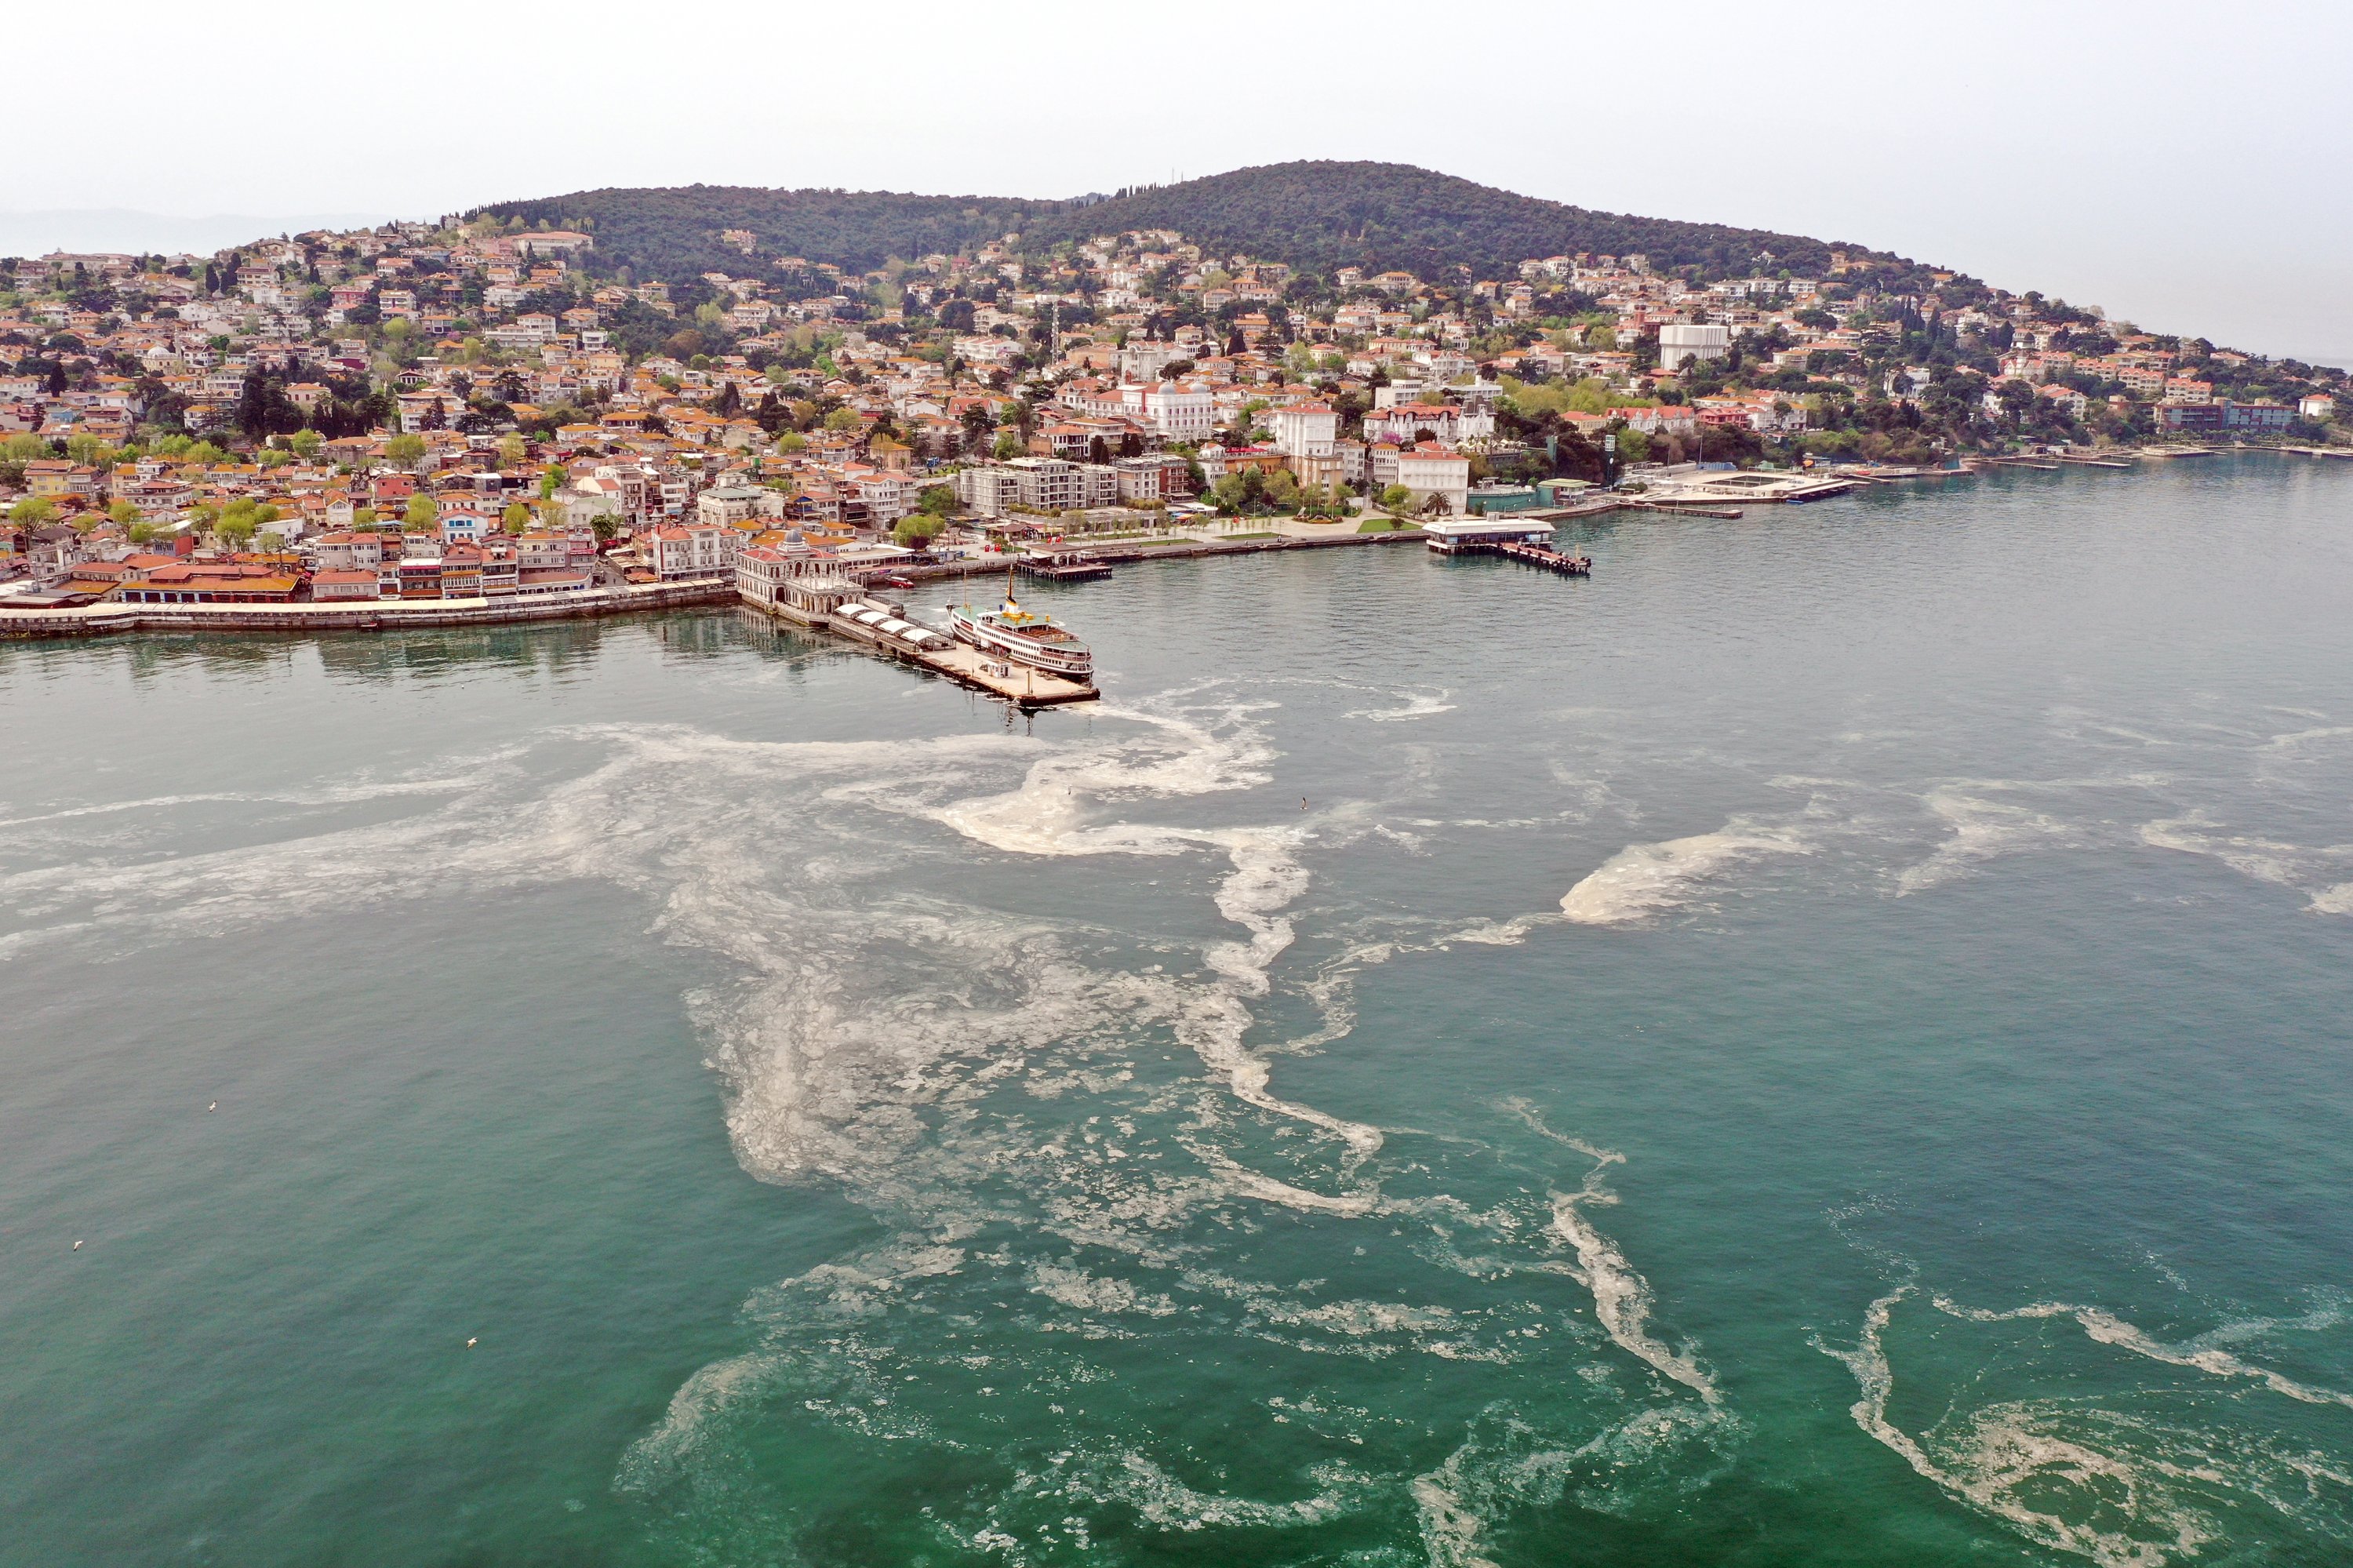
1609, 405, 1699, 436
1271, 402, 1337, 458
1394, 442, 1471, 516
696, 486, 775, 528
644, 522, 736, 578
311, 568, 380, 601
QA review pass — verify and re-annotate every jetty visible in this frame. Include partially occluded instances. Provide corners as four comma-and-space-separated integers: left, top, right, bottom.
746, 574, 1096, 707
0, 576, 736, 641
1494, 539, 1591, 575
1422, 516, 1592, 573
1016, 551, 1112, 584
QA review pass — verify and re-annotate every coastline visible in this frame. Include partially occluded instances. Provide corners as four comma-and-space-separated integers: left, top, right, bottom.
0, 525, 1429, 642
9, 446, 2342, 648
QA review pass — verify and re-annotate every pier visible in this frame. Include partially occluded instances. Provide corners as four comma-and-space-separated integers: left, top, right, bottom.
1016, 551, 1113, 584
747, 574, 1097, 708
1422, 517, 1592, 574
1493, 540, 1591, 575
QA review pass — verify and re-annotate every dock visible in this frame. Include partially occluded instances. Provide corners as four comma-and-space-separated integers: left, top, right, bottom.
745, 574, 1097, 708
1625, 500, 1746, 518
1494, 540, 1591, 574
1422, 517, 1593, 574
1016, 551, 1112, 584
918, 642, 1097, 704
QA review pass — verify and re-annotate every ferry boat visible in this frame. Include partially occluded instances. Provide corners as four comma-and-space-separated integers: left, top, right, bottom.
947, 574, 1094, 682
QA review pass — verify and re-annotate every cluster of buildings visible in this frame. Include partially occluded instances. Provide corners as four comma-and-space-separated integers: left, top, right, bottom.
3, 209, 2344, 606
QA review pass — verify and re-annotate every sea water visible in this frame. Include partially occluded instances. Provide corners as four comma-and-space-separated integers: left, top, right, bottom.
5, 456, 2352, 1566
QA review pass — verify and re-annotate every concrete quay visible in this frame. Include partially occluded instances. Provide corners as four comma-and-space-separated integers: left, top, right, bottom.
0, 577, 736, 640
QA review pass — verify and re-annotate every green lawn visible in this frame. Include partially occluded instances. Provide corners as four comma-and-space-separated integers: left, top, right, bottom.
1357, 518, 1412, 533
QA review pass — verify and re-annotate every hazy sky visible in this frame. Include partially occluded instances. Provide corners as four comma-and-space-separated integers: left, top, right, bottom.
14, 1, 2348, 363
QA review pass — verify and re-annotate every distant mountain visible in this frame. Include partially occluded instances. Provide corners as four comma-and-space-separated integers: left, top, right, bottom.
472, 162, 1894, 286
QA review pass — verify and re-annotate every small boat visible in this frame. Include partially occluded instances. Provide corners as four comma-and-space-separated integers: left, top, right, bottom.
947, 572, 1094, 682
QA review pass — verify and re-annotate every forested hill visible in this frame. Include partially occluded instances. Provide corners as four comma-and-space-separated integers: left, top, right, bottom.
471, 186, 1041, 283
472, 162, 1888, 286
1020, 163, 1867, 282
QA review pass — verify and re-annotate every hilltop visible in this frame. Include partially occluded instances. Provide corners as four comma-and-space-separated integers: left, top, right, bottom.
474, 162, 1883, 287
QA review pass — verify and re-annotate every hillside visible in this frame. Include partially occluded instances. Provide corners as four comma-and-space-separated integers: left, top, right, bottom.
474, 162, 1890, 286
1020, 162, 1869, 282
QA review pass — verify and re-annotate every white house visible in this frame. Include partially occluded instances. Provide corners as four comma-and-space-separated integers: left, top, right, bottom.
645, 522, 736, 579
1395, 442, 1470, 515
1271, 402, 1337, 459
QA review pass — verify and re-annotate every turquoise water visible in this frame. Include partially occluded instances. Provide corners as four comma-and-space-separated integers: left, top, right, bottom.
5, 457, 2353, 1566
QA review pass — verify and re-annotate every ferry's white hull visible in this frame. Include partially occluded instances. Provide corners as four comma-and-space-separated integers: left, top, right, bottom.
949, 610, 1094, 681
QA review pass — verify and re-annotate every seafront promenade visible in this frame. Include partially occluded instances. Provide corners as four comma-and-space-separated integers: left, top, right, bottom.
0, 521, 1431, 644
0, 577, 739, 640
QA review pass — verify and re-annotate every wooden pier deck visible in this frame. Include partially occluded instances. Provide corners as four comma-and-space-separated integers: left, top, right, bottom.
917, 643, 1098, 705
1016, 553, 1113, 584
1494, 540, 1592, 575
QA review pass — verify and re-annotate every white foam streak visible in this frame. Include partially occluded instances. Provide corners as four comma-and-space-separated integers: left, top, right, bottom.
1896, 790, 2075, 895
1559, 821, 1811, 926
1933, 1297, 2353, 1410
1547, 1185, 1718, 1404
1825, 1286, 2205, 1568
1344, 689, 1455, 723
922, 701, 1386, 1188
2140, 814, 2353, 916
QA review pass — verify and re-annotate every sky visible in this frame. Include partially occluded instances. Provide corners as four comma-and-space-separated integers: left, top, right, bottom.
12, 0, 2348, 365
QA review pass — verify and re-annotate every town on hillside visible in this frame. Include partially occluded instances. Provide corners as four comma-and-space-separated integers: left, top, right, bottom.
1, 213, 2344, 610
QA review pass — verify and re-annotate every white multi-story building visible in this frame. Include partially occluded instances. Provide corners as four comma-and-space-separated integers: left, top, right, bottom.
696, 485, 773, 528
1078, 464, 1120, 508
1111, 456, 1162, 502
954, 464, 1021, 517
1005, 457, 1079, 511
1144, 382, 1217, 442
1271, 402, 1337, 459
1395, 443, 1471, 516
645, 521, 736, 579
954, 458, 1081, 516
1658, 322, 1730, 369
1118, 341, 1187, 383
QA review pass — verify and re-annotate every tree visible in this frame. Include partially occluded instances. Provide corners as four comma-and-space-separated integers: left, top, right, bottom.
823, 406, 862, 435
288, 427, 322, 460
107, 499, 140, 527
916, 483, 957, 518
589, 515, 619, 544
1377, 485, 1412, 511
404, 494, 438, 530
351, 507, 378, 529
893, 512, 946, 548
216, 513, 256, 548
128, 520, 158, 545
992, 431, 1021, 460
502, 502, 531, 533
384, 432, 426, 467
496, 435, 529, 469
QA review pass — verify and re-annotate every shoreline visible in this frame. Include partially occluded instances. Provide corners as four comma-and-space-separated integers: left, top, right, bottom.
6, 446, 2340, 646
0, 526, 1428, 642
